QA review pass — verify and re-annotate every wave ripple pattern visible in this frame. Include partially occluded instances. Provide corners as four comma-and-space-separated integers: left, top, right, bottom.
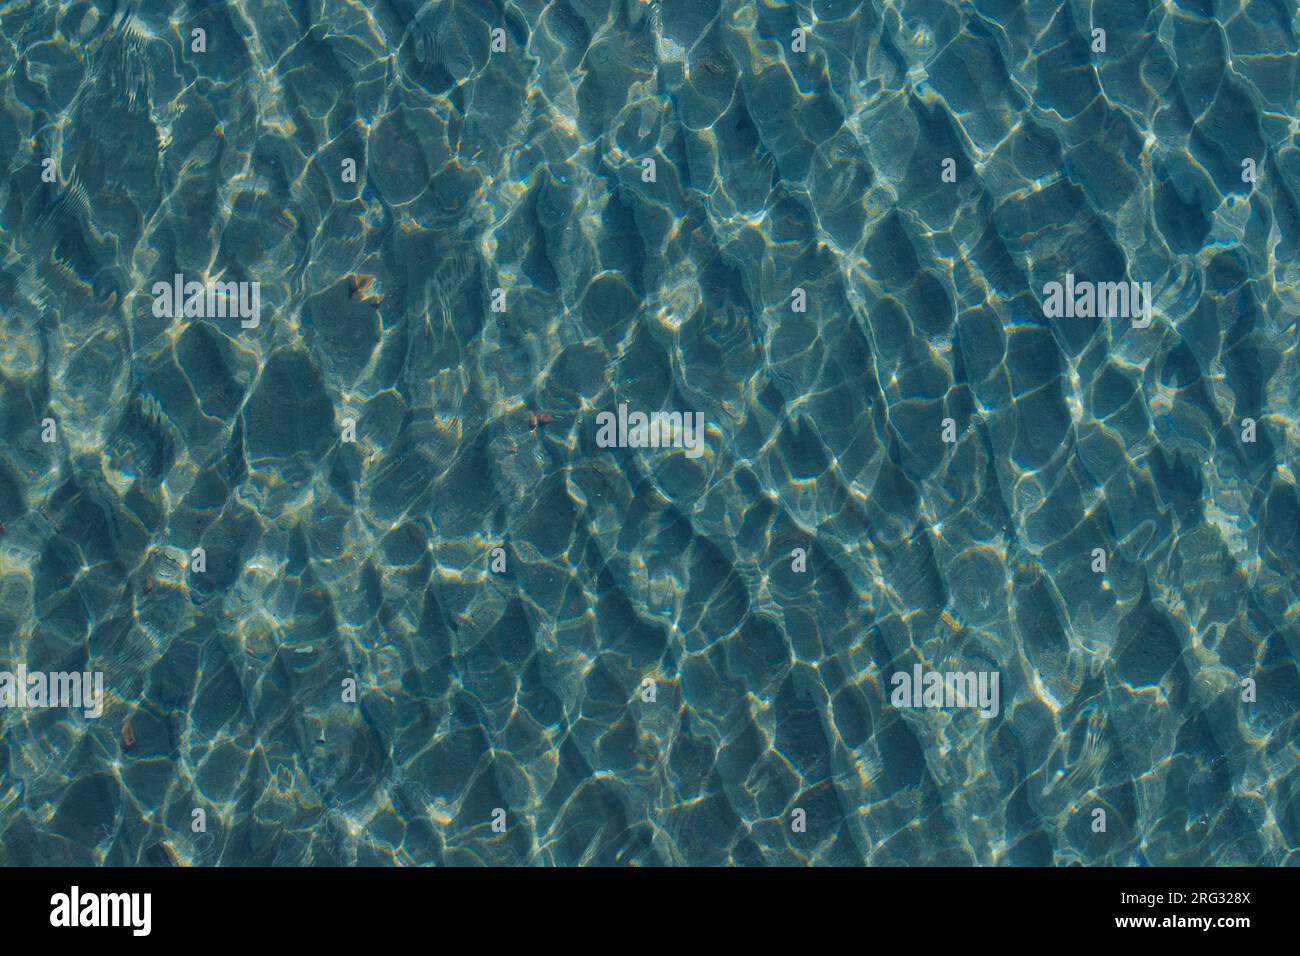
0, 0, 1297, 866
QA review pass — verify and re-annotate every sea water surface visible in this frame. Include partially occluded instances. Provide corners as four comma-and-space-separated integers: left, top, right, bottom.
0, 0, 1298, 866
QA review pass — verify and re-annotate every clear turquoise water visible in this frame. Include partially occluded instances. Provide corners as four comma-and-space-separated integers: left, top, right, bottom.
0, 0, 1297, 866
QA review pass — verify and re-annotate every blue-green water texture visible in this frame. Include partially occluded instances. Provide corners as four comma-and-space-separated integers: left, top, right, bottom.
0, 0, 1298, 865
